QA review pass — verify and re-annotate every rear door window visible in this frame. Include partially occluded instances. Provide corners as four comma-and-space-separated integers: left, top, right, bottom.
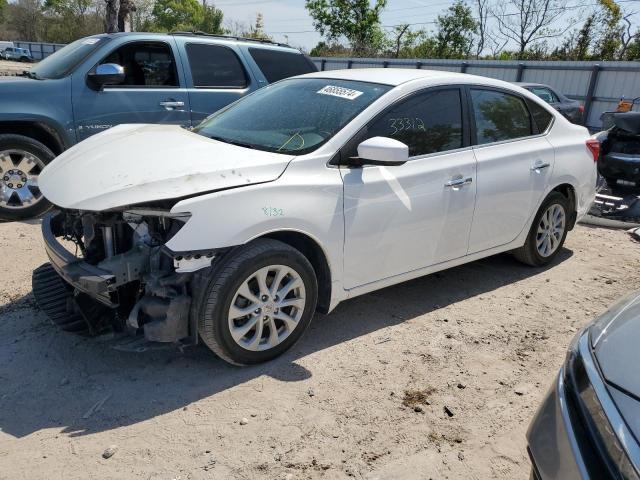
186, 43, 248, 88
249, 48, 317, 83
470, 89, 532, 145
364, 88, 464, 157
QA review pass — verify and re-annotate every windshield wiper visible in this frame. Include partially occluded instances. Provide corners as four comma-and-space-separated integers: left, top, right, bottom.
208, 135, 256, 150
20, 70, 42, 80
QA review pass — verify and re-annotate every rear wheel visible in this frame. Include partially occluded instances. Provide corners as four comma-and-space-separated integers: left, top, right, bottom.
513, 192, 570, 267
0, 134, 54, 221
196, 239, 318, 366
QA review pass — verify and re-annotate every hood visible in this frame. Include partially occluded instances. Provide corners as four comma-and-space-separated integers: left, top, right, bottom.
39, 124, 295, 211
590, 291, 640, 441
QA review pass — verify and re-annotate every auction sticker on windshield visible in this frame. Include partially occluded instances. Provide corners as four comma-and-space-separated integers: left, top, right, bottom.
317, 85, 364, 100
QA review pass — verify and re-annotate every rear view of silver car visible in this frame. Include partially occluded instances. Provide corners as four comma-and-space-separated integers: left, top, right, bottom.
527, 293, 640, 479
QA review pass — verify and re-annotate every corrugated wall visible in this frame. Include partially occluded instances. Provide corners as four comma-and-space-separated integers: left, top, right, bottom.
312, 57, 640, 130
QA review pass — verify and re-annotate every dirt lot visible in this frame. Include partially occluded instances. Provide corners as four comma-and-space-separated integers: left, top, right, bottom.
0, 59, 32, 76
1, 220, 639, 480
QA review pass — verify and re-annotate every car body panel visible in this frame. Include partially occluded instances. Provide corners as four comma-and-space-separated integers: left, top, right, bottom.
342, 147, 477, 289
38, 123, 295, 211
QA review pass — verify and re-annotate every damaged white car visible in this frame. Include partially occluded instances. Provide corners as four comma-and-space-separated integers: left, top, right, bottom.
33, 69, 598, 365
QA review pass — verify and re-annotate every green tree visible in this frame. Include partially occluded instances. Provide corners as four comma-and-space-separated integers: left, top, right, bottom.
432, 1, 477, 58
0, 0, 7, 24
152, 0, 203, 31
200, 1, 224, 34
244, 13, 271, 40
305, 0, 387, 56
593, 0, 622, 60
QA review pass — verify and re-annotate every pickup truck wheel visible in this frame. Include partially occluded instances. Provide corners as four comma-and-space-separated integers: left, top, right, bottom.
197, 239, 318, 366
513, 192, 570, 267
0, 134, 54, 221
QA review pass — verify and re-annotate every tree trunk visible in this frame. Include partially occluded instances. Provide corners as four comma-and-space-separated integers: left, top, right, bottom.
118, 0, 136, 32
105, 0, 119, 33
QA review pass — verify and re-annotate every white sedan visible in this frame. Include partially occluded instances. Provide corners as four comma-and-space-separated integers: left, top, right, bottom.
35, 69, 598, 365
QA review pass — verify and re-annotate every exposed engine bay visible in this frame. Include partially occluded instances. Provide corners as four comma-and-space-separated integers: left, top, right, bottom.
33, 208, 217, 344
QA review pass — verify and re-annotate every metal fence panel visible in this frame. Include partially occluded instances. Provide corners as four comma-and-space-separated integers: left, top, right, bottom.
312, 56, 640, 130
14, 41, 65, 60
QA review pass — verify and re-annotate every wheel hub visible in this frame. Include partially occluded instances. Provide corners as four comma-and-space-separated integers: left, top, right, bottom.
536, 203, 566, 257
3, 169, 27, 189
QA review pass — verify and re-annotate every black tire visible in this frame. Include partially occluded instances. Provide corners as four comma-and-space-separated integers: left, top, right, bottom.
513, 192, 571, 267
195, 239, 318, 366
32, 263, 90, 335
0, 134, 54, 221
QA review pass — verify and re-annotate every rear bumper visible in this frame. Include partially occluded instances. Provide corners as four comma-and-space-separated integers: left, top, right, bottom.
598, 153, 640, 182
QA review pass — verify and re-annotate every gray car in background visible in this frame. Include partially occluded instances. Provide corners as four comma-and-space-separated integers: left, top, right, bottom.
527, 292, 640, 479
1, 47, 33, 62
516, 82, 584, 125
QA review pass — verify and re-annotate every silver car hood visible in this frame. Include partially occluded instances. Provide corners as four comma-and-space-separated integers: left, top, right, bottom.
39, 124, 294, 211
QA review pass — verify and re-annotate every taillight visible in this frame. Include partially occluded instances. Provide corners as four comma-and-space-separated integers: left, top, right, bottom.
578, 105, 585, 114
586, 139, 600, 162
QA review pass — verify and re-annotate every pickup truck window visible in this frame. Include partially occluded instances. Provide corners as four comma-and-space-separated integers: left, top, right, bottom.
194, 78, 391, 155
248, 48, 317, 83
100, 41, 178, 87
30, 35, 111, 80
186, 43, 247, 88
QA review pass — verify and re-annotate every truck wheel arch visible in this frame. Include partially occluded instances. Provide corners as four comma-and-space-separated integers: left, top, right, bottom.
0, 121, 66, 155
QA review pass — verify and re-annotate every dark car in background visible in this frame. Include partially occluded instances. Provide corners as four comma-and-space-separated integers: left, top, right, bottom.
596, 112, 640, 188
516, 82, 584, 125
0, 32, 317, 221
527, 292, 640, 480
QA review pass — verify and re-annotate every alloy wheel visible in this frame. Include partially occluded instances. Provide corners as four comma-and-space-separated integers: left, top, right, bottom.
228, 265, 306, 352
0, 149, 45, 210
536, 203, 566, 257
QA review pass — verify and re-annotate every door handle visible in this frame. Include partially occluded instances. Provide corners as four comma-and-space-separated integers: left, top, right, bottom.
445, 177, 473, 188
530, 162, 551, 171
159, 100, 185, 110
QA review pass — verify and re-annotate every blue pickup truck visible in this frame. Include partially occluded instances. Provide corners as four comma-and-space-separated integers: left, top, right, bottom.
0, 32, 317, 220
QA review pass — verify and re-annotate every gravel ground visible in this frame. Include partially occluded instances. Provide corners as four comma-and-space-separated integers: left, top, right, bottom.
0, 59, 32, 76
1, 220, 639, 480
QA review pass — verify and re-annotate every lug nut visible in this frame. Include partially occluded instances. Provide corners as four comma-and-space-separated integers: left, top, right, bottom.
254, 308, 261, 314
7, 183, 12, 188
261, 295, 268, 301
16, 184, 22, 188
274, 295, 279, 301
21, 177, 26, 182
263, 316, 268, 320
3, 176, 8, 181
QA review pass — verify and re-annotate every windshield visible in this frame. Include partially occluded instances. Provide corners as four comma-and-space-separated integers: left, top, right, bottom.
194, 78, 391, 155
30, 35, 111, 80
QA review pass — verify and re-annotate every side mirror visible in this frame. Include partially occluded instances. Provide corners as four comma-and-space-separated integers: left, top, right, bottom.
88, 63, 125, 89
354, 137, 409, 166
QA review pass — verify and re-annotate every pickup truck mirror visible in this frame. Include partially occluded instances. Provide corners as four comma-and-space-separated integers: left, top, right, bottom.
352, 136, 409, 166
88, 63, 125, 90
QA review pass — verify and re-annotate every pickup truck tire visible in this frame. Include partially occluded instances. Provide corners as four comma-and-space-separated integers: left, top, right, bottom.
513, 192, 570, 267
196, 239, 318, 366
0, 134, 54, 221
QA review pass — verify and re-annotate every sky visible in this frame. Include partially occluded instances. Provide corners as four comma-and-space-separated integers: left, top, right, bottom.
214, 0, 640, 54
214, 0, 467, 51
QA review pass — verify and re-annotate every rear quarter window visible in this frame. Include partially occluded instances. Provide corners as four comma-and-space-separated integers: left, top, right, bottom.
249, 48, 317, 83
526, 98, 554, 133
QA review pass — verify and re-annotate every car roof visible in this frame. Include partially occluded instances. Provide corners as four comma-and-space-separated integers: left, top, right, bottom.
103, 32, 301, 52
513, 82, 550, 88
299, 68, 518, 89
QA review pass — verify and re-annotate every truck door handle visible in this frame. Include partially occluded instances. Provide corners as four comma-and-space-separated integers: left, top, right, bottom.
445, 177, 473, 188
531, 162, 551, 171
159, 100, 185, 110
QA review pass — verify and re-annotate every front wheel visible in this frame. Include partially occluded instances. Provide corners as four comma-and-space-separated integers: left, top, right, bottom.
196, 239, 318, 366
513, 192, 570, 267
0, 134, 54, 221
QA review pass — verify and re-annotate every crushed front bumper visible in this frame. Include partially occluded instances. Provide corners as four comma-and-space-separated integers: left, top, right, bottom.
42, 211, 150, 307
